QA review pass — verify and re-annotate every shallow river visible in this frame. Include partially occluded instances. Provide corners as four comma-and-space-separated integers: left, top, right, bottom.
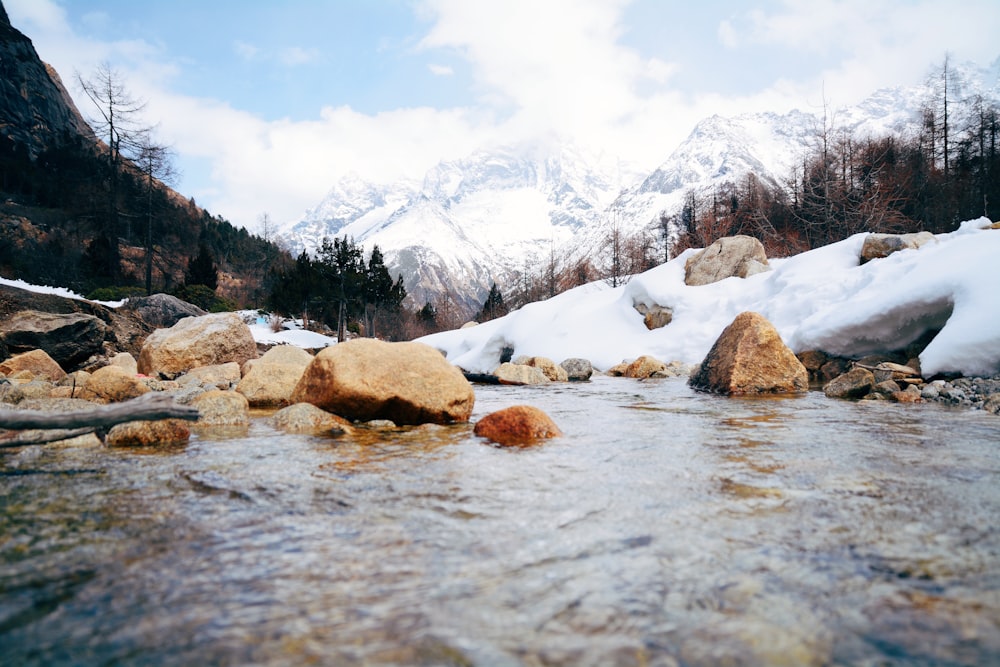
1, 377, 999, 666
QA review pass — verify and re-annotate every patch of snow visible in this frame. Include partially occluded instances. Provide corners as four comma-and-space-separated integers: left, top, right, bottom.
0, 277, 126, 307
420, 219, 1000, 378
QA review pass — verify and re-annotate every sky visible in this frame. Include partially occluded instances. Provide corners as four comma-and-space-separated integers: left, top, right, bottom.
6, 0, 1000, 233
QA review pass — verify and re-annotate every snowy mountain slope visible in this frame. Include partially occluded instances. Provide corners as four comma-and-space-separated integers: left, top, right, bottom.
279, 142, 634, 311
282, 58, 1000, 315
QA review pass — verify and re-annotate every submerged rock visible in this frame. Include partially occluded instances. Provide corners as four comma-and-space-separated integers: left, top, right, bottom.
271, 402, 354, 435
474, 405, 563, 446
689, 312, 808, 395
291, 339, 475, 425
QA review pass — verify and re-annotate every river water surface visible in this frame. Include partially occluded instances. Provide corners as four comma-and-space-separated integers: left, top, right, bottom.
1, 377, 999, 665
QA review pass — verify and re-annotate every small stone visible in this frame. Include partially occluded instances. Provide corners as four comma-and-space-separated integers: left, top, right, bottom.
519, 356, 569, 382
560, 358, 593, 381
824, 367, 875, 399
624, 355, 667, 379
271, 403, 354, 434
474, 405, 562, 446
873, 379, 902, 397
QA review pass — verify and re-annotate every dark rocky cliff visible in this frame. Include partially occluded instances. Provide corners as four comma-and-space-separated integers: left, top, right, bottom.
0, 0, 94, 158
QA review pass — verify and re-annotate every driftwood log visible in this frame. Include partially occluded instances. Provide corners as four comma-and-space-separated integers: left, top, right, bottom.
0, 393, 200, 448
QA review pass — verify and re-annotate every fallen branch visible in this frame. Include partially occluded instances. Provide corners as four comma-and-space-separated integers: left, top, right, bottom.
0, 393, 200, 431
0, 427, 98, 449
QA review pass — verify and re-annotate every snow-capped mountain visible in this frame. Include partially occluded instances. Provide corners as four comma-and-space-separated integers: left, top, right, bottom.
279, 142, 636, 312
282, 58, 999, 315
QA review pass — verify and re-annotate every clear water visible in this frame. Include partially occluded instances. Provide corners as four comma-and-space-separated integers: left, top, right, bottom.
1, 377, 998, 666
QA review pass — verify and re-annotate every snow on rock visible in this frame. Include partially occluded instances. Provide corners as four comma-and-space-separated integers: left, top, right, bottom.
420, 219, 1000, 378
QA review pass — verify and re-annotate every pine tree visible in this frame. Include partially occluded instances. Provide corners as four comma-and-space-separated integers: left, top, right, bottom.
184, 241, 218, 291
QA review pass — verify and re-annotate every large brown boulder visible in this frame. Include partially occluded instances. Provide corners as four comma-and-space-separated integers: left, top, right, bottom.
684, 235, 770, 287
474, 405, 563, 446
0, 310, 107, 369
236, 345, 313, 407
291, 339, 475, 425
0, 348, 65, 381
689, 311, 808, 395
137, 313, 258, 379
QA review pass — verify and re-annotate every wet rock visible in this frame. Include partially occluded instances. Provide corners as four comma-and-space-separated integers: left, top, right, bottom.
0, 348, 66, 382
684, 235, 770, 287
560, 358, 593, 381
106, 419, 191, 447
860, 231, 935, 263
516, 356, 568, 382
983, 393, 1000, 414
495, 362, 549, 385
823, 367, 875, 399
891, 385, 923, 403
690, 312, 808, 395
624, 355, 667, 379
291, 339, 475, 425
271, 402, 354, 435
606, 361, 630, 377
137, 312, 258, 379
237, 345, 313, 407
190, 390, 250, 426
873, 379, 902, 397
177, 362, 242, 390
0, 310, 107, 370
797, 350, 828, 374
474, 405, 563, 446
819, 357, 852, 382
121, 293, 206, 328
78, 365, 151, 403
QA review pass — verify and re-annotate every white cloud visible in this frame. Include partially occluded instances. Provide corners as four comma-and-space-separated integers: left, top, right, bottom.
279, 46, 319, 66
233, 40, 259, 61
428, 63, 454, 76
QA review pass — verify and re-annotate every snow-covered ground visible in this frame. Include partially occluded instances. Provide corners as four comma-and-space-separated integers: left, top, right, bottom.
243, 314, 337, 349
420, 219, 1000, 378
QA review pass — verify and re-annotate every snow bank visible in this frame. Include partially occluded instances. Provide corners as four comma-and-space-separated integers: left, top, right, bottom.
420, 219, 1000, 377
244, 315, 337, 349
0, 277, 127, 307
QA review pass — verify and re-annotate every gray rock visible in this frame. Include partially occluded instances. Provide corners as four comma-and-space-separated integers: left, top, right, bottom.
0, 310, 107, 369
121, 293, 206, 329
560, 358, 593, 381
860, 231, 936, 263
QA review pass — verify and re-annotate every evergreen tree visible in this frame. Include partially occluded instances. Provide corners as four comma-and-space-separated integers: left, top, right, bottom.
184, 241, 218, 291
477, 282, 507, 322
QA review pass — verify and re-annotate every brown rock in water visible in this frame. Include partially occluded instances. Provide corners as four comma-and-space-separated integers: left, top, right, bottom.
823, 367, 875, 399
474, 405, 563, 446
190, 390, 250, 426
689, 312, 808, 395
495, 362, 549, 386
106, 419, 191, 447
518, 356, 568, 382
0, 348, 66, 382
624, 355, 667, 379
271, 403, 354, 435
291, 339, 475, 425
137, 313, 258, 379
684, 235, 770, 286
78, 365, 151, 403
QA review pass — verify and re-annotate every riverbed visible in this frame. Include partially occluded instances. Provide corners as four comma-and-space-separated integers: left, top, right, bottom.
2, 376, 998, 665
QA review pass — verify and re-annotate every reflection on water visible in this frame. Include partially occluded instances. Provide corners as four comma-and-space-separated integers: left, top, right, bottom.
2, 376, 999, 665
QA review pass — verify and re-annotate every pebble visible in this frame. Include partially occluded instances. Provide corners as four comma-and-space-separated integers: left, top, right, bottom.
923, 374, 1000, 411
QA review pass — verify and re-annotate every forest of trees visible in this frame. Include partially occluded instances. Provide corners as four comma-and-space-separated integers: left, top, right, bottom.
266, 237, 408, 340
